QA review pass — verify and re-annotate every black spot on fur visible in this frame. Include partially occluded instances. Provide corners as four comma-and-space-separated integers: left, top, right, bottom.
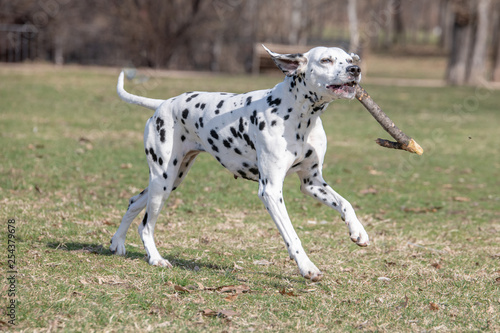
182, 109, 189, 119
234, 148, 242, 155
215, 110, 220, 115
173, 158, 178, 166
229, 127, 241, 138
250, 110, 257, 125
142, 212, 148, 226
223, 139, 231, 148
163, 172, 168, 179
259, 121, 266, 131
212, 145, 219, 152
159, 129, 166, 143
149, 148, 158, 162
210, 130, 219, 140
284, 115, 290, 121
267, 95, 281, 106
217, 100, 224, 108
185, 93, 199, 103
208, 138, 214, 145
271, 120, 277, 126
307, 118, 311, 128
158, 157, 163, 166
181, 135, 186, 142
243, 134, 255, 150
246, 96, 252, 106
305, 149, 313, 158
249, 168, 259, 175
179, 172, 184, 178
199, 117, 204, 128
239, 118, 245, 132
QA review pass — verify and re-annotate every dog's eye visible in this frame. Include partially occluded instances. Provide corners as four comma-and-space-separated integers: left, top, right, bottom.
320, 58, 333, 64
347, 59, 353, 64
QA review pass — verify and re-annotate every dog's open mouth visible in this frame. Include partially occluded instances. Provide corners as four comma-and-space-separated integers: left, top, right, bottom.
327, 81, 357, 95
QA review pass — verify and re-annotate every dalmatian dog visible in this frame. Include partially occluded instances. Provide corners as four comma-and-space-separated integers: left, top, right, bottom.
110, 46, 369, 282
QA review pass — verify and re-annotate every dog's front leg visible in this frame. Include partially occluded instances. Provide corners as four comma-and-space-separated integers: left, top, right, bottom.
258, 174, 323, 282
299, 171, 369, 247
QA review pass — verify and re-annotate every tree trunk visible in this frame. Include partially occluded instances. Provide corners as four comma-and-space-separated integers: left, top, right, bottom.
446, 0, 474, 85
392, 0, 405, 45
468, 0, 491, 85
492, 1, 500, 81
348, 0, 360, 53
439, 0, 454, 51
289, 0, 307, 45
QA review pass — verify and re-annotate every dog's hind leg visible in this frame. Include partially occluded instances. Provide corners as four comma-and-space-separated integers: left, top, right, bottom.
110, 188, 148, 255
138, 176, 173, 267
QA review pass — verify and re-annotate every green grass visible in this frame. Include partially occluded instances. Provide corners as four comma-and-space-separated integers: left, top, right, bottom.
1, 64, 499, 332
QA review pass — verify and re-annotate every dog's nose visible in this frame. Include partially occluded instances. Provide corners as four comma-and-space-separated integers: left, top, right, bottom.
346, 65, 361, 77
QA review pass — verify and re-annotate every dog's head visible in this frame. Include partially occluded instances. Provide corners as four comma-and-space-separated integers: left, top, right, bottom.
264, 45, 361, 101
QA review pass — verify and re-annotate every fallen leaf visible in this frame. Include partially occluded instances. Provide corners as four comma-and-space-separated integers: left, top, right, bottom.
495, 277, 500, 285
279, 288, 297, 296
377, 277, 391, 282
201, 309, 218, 317
217, 284, 250, 294
120, 163, 132, 169
396, 295, 409, 310
224, 294, 238, 302
359, 188, 378, 195
174, 285, 191, 293
368, 169, 383, 175
431, 263, 442, 269
219, 309, 240, 318
253, 259, 273, 266
402, 206, 442, 213
429, 302, 439, 311
453, 196, 470, 202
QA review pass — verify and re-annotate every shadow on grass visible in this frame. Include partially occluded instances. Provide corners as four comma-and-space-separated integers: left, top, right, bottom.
46, 241, 234, 272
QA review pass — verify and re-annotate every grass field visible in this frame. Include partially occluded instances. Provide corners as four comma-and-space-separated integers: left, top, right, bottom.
1, 62, 499, 332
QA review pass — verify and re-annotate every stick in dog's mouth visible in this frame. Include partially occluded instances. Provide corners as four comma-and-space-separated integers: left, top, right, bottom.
355, 84, 424, 155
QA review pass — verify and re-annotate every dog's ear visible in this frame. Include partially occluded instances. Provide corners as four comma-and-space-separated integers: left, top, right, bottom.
350, 53, 361, 65
262, 45, 308, 76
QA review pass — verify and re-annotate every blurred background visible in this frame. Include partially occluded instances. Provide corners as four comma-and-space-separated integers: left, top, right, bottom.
1, 0, 499, 86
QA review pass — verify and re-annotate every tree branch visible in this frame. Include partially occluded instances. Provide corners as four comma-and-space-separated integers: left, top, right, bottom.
355, 84, 424, 155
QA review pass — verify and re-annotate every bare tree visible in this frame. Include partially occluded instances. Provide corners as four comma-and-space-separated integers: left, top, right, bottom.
446, 0, 475, 85
491, 0, 500, 81
468, 0, 491, 85
348, 0, 360, 53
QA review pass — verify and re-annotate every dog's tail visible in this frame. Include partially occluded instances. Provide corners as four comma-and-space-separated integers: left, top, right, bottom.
117, 71, 164, 111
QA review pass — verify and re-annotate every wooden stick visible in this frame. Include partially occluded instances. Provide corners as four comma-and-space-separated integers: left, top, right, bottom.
355, 84, 424, 155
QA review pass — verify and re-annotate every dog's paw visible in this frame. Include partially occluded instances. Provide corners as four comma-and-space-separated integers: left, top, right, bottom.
149, 257, 173, 268
110, 237, 126, 256
348, 221, 370, 247
297, 259, 323, 282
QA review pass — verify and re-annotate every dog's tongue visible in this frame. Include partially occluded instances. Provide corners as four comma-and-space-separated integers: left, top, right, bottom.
329, 83, 356, 94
